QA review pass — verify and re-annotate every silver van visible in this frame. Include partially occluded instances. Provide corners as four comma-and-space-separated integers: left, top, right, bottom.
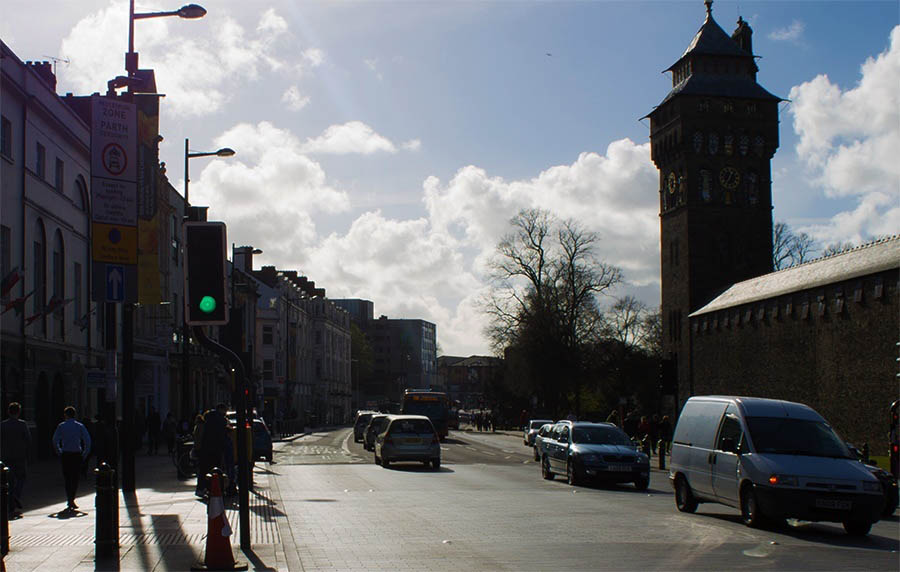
669, 396, 884, 535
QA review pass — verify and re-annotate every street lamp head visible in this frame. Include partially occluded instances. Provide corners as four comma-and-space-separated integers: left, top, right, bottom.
177, 4, 207, 19
215, 147, 236, 157
252, 248, 263, 255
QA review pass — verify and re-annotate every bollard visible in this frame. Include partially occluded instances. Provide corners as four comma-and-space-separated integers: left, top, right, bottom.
94, 462, 119, 558
1, 462, 9, 558
862, 443, 870, 464
658, 440, 666, 470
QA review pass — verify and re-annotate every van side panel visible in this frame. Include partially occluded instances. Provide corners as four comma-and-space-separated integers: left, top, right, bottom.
671, 399, 729, 499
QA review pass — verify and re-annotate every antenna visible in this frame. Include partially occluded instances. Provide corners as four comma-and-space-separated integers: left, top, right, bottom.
41, 55, 71, 76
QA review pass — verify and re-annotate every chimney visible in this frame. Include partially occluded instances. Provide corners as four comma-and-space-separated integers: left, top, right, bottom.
27, 61, 57, 92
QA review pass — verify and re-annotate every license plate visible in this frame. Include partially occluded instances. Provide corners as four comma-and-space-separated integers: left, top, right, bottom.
607, 464, 630, 472
404, 438, 422, 445
815, 499, 852, 510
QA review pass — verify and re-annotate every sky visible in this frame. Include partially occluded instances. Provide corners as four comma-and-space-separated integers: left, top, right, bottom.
2, 1, 898, 357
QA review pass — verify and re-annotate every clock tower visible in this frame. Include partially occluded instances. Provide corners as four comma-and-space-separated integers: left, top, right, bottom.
647, 1, 782, 396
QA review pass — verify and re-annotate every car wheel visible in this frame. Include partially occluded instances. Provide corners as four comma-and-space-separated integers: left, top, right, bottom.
382, 458, 390, 468
843, 520, 872, 536
634, 476, 650, 491
566, 458, 581, 486
740, 484, 764, 528
533, 447, 540, 462
374, 452, 381, 465
541, 455, 554, 480
432, 459, 441, 471
674, 475, 698, 513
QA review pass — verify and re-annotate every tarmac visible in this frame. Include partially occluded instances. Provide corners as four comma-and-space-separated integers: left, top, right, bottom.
1, 432, 305, 572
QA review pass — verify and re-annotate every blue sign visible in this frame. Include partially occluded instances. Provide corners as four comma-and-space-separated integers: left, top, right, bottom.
106, 265, 124, 302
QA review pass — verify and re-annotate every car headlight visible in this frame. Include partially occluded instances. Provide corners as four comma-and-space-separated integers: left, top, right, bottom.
768, 474, 799, 487
862, 480, 882, 492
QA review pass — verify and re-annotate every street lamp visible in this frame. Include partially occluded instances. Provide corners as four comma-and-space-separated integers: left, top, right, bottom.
181, 140, 234, 420
126, 1, 207, 76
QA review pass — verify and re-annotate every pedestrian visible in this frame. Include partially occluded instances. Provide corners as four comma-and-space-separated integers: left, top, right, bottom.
146, 406, 161, 455
1, 402, 31, 517
162, 412, 177, 454
658, 415, 673, 455
196, 404, 227, 497
623, 411, 639, 438
51, 406, 92, 513
650, 414, 660, 454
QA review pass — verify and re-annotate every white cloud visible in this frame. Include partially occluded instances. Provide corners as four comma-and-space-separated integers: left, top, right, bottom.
789, 25, 900, 244
364, 58, 383, 81
402, 139, 422, 151
302, 48, 325, 68
769, 20, 805, 43
58, 1, 304, 117
282, 86, 311, 111
189, 122, 350, 265
302, 121, 398, 155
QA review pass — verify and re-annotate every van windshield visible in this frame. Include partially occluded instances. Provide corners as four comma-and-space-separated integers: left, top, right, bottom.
746, 417, 853, 459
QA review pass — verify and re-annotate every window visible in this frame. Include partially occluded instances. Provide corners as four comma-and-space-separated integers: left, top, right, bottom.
32, 224, 46, 335
52, 231, 65, 339
716, 415, 743, 452
263, 325, 273, 345
73, 262, 82, 331
0, 116, 11, 158
263, 359, 274, 381
1, 226, 10, 287
315, 330, 322, 345
170, 215, 179, 263
55, 158, 64, 191
74, 177, 87, 210
36, 142, 46, 179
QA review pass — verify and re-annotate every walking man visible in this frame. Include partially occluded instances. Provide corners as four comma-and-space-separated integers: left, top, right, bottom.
52, 406, 92, 512
1, 402, 31, 516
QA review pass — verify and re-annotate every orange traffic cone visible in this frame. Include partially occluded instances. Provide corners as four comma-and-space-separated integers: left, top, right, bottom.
192, 470, 247, 571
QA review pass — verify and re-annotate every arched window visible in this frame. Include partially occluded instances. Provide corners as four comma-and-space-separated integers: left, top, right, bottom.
74, 175, 88, 211
32, 219, 47, 336
52, 230, 65, 339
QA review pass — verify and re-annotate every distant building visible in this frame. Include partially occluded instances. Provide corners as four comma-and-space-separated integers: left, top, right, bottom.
648, 4, 898, 447
437, 355, 504, 410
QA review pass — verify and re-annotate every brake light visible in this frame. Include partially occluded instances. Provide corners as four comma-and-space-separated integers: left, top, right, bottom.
769, 475, 778, 485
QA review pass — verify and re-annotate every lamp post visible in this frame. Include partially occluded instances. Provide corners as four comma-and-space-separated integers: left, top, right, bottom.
126, 0, 206, 77
181, 141, 235, 420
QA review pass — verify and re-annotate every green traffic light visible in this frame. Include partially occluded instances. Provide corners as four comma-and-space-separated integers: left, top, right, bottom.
199, 295, 217, 314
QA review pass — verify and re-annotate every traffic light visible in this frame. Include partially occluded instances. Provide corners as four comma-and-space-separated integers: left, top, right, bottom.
184, 221, 228, 325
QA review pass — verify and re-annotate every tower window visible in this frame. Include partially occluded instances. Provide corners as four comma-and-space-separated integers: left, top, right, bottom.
723, 102, 734, 113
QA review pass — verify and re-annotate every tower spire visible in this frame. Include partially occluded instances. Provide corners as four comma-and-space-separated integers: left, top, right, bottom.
705, 0, 713, 17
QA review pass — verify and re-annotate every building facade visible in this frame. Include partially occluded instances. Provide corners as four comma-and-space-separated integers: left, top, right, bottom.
649, 4, 899, 447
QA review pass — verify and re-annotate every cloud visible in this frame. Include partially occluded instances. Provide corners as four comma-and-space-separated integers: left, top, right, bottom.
769, 20, 805, 43
189, 122, 350, 264
282, 86, 311, 111
364, 58, 383, 81
402, 139, 422, 151
57, 1, 315, 117
789, 25, 900, 243
301, 121, 398, 154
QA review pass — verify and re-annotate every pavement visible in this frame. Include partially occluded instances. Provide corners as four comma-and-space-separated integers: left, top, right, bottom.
2, 432, 306, 572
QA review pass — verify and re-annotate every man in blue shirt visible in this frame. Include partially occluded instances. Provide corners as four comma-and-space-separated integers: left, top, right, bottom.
52, 406, 92, 512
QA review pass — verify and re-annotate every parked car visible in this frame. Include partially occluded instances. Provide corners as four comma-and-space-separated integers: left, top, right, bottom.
847, 444, 899, 517
374, 415, 441, 470
353, 411, 377, 443
364, 414, 392, 451
533, 423, 556, 461
524, 419, 554, 446
669, 396, 884, 536
540, 421, 650, 489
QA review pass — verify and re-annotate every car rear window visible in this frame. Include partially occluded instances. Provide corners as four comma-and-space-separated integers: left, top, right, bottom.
390, 419, 434, 434
572, 426, 631, 446
356, 413, 373, 425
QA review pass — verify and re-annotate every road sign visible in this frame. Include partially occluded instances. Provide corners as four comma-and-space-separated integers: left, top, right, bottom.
91, 95, 138, 303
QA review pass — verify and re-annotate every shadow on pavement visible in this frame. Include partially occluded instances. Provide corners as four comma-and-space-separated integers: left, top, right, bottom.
241, 548, 277, 572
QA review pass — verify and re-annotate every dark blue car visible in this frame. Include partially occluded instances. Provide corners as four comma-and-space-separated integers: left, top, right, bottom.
541, 422, 650, 489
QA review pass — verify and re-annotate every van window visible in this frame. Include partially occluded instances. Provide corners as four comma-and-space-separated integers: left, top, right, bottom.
672, 400, 729, 447
746, 417, 853, 459
715, 415, 742, 451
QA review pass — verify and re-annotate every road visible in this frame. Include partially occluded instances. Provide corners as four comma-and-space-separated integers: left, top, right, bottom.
269, 427, 899, 571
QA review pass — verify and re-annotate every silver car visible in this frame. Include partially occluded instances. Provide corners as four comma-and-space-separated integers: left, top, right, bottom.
524, 419, 554, 446
532, 423, 556, 461
374, 415, 441, 470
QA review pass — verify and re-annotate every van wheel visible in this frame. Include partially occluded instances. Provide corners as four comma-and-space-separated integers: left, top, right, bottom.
843, 520, 872, 536
541, 456, 554, 480
740, 484, 764, 528
675, 475, 698, 513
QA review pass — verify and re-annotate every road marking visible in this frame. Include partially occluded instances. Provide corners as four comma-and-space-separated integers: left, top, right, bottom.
481, 451, 496, 456
341, 430, 352, 456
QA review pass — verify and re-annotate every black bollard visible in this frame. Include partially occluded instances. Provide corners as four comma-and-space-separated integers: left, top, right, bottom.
94, 463, 119, 558
658, 440, 666, 470
1, 462, 9, 557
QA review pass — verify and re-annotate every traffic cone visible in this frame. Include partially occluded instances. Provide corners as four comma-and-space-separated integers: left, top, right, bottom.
192, 469, 247, 571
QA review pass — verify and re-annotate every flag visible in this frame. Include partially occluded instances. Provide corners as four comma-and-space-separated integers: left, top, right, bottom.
1, 267, 23, 297
75, 308, 96, 331
3, 289, 34, 316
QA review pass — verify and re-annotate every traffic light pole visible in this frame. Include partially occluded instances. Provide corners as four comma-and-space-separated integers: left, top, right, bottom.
192, 326, 250, 550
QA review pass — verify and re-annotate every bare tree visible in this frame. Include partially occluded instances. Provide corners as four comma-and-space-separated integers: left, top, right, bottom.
773, 221, 818, 270
823, 241, 855, 256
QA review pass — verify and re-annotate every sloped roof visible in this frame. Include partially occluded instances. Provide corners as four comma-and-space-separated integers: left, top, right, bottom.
691, 236, 900, 317
656, 73, 781, 108
670, 10, 751, 68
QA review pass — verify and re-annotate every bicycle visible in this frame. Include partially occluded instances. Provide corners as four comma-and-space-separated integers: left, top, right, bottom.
172, 435, 196, 479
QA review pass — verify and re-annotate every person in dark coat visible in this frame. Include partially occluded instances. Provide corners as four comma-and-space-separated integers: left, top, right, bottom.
146, 407, 161, 455
196, 404, 227, 496
1, 402, 31, 516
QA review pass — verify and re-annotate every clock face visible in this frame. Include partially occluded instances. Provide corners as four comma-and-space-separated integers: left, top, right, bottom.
667, 172, 677, 194
719, 166, 740, 190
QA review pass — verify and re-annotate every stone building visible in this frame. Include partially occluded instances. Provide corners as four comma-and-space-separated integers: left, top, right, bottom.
647, 3, 898, 447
